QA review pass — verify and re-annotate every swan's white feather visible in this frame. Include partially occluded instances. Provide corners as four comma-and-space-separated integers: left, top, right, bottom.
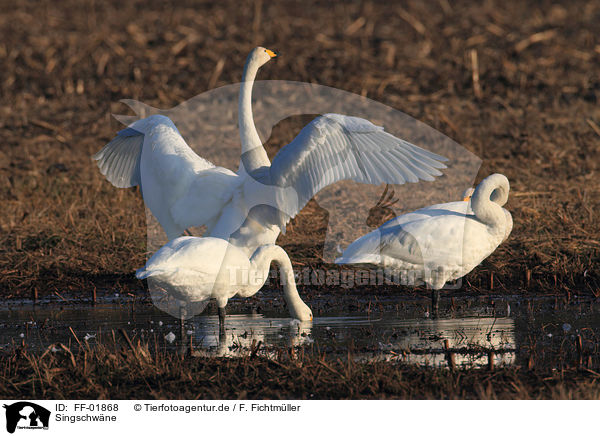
269, 113, 448, 221
336, 174, 511, 289
93, 127, 143, 188
170, 167, 241, 233
136, 236, 250, 303
96, 50, 450, 266
95, 115, 239, 240
135, 235, 313, 320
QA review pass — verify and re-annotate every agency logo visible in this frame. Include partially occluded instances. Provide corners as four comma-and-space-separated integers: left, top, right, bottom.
3, 402, 50, 433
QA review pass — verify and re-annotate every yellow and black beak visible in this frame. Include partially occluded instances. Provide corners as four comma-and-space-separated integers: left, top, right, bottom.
265, 49, 278, 58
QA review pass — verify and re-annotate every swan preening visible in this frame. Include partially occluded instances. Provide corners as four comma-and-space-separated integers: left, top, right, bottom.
335, 173, 512, 311
94, 46, 450, 326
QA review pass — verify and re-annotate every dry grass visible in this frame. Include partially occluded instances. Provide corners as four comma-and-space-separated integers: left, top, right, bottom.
0, 0, 599, 299
2, 340, 600, 399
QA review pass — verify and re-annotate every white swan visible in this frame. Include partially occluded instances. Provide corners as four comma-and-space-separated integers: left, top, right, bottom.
93, 47, 449, 254
335, 173, 512, 310
135, 236, 312, 328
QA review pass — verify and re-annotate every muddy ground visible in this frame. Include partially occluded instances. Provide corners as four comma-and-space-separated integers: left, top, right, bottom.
1, 0, 599, 301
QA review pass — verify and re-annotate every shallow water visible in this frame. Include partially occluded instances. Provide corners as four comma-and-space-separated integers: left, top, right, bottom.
1, 296, 599, 369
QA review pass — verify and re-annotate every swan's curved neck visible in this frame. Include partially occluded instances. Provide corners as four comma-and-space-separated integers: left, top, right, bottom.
239, 57, 270, 173
471, 173, 509, 230
249, 245, 308, 319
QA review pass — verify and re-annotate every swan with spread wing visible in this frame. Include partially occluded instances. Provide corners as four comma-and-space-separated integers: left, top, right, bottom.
93, 47, 449, 255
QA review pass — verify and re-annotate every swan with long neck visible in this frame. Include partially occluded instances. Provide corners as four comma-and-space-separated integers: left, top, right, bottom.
240, 244, 309, 320
336, 173, 512, 311
96, 47, 452, 323
470, 174, 509, 229
94, 46, 450, 254
238, 48, 275, 173
136, 236, 312, 328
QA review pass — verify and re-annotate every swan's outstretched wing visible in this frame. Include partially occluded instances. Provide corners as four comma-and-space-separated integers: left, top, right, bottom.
93, 127, 144, 188
94, 115, 239, 238
93, 115, 215, 189
268, 113, 448, 222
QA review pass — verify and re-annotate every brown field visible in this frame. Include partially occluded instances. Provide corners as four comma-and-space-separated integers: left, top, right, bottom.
0, 0, 599, 399
1, 0, 599, 301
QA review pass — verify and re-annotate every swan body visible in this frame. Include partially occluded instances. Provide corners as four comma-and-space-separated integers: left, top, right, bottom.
94, 116, 239, 240
335, 174, 512, 290
94, 47, 449, 256
136, 236, 313, 322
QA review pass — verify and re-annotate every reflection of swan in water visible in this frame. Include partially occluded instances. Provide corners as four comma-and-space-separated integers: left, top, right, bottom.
359, 316, 516, 368
187, 314, 313, 357
183, 313, 514, 368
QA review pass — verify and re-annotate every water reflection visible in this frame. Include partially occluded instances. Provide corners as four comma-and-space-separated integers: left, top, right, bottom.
193, 315, 515, 367
0, 303, 515, 368
360, 317, 516, 367
188, 315, 313, 357
4, 296, 600, 371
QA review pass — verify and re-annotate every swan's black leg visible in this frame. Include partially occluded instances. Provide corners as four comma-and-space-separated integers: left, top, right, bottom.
431, 289, 440, 317
218, 322, 226, 345
218, 306, 226, 333
180, 305, 187, 340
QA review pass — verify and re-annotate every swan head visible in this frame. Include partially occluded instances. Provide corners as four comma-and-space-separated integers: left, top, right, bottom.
248, 46, 278, 69
289, 300, 313, 322
471, 173, 510, 228
462, 187, 475, 201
